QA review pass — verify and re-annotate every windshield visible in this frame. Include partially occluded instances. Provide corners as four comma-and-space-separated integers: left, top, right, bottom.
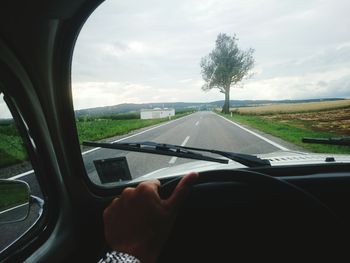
71, 0, 350, 186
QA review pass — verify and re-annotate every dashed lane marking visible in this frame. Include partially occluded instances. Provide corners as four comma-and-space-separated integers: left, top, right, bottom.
169, 136, 190, 164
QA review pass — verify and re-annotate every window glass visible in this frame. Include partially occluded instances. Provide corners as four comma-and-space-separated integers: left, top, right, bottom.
0, 93, 43, 253
72, 0, 350, 187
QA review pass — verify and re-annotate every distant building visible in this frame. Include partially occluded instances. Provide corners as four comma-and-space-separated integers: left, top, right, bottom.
140, 108, 175, 119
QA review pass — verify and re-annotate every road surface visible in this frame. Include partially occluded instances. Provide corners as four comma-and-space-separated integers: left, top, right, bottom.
1, 111, 289, 252
82, 111, 284, 184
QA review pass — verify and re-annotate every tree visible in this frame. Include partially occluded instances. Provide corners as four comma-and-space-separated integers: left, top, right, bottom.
200, 33, 254, 114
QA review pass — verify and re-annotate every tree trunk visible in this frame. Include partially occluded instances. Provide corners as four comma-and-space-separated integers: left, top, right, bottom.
221, 87, 230, 114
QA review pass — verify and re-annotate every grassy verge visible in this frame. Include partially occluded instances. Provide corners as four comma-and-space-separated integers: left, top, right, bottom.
0, 124, 27, 168
0, 111, 193, 168
218, 112, 350, 154
77, 112, 191, 144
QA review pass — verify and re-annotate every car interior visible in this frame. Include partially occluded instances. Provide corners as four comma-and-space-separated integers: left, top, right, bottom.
1, 0, 350, 262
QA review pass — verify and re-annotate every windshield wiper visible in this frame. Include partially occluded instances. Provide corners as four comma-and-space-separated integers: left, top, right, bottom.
83, 141, 270, 167
302, 137, 350, 147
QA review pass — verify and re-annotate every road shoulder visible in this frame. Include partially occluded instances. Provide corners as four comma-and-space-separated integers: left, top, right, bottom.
216, 113, 309, 153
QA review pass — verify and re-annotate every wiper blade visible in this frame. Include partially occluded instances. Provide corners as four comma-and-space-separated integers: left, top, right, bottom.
83, 141, 271, 167
302, 137, 350, 147
83, 141, 228, 164
178, 144, 270, 167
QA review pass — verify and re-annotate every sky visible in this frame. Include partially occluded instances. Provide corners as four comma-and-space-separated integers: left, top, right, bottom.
1, 0, 350, 117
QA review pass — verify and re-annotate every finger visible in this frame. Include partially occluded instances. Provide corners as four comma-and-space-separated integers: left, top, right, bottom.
106, 197, 120, 210
137, 179, 161, 193
165, 172, 199, 209
103, 197, 120, 218
136, 180, 161, 201
137, 180, 161, 195
111, 196, 120, 205
120, 187, 135, 199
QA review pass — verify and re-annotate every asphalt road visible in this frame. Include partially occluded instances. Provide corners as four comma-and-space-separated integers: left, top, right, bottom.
1, 111, 288, 252
82, 111, 282, 184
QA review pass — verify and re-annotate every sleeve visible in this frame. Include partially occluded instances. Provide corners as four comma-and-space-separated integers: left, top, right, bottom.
98, 251, 141, 263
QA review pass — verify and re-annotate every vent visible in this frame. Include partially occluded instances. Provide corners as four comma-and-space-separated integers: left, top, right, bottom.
269, 155, 330, 162
267, 154, 350, 164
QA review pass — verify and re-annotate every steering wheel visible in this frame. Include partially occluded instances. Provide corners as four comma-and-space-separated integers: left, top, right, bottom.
159, 169, 343, 262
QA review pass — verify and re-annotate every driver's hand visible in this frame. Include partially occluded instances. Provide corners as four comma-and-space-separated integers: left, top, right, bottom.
103, 172, 199, 263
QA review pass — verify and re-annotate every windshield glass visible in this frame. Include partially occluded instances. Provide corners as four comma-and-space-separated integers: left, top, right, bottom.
72, 0, 350, 186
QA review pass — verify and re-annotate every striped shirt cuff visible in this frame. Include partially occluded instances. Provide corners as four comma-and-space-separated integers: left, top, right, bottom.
98, 251, 141, 263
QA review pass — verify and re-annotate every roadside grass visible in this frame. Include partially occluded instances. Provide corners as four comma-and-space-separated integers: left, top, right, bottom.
77, 111, 193, 143
0, 124, 27, 168
76, 111, 140, 122
218, 112, 350, 154
0, 111, 194, 168
77, 118, 163, 143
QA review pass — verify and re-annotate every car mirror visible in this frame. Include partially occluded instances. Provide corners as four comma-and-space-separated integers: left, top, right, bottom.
0, 179, 30, 224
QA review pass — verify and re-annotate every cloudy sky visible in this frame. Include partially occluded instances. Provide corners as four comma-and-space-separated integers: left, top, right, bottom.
70, 0, 350, 110
1, 0, 349, 117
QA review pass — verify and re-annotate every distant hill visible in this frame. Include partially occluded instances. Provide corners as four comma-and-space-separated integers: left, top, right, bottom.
74, 98, 345, 117
74, 102, 204, 117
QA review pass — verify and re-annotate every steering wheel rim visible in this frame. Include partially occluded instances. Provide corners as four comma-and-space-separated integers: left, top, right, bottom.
160, 169, 335, 216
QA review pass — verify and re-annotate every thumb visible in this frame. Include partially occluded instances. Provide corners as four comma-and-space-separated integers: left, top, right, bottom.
166, 172, 199, 210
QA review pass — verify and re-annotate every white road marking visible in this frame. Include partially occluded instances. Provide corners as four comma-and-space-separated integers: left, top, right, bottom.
195, 121, 199, 126
8, 114, 193, 180
9, 170, 34, 180
0, 202, 29, 215
216, 114, 289, 151
169, 136, 190, 164
182, 136, 190, 146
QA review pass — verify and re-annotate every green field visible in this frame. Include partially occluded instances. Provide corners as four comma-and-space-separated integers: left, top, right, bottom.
0, 110, 194, 168
218, 112, 350, 154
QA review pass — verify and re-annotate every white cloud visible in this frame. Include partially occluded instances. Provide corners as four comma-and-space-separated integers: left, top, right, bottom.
235, 67, 350, 100
98, 41, 155, 58
128, 41, 146, 53
178, 78, 193, 83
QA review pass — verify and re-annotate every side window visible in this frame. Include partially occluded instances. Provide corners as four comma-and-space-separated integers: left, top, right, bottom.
0, 93, 44, 253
